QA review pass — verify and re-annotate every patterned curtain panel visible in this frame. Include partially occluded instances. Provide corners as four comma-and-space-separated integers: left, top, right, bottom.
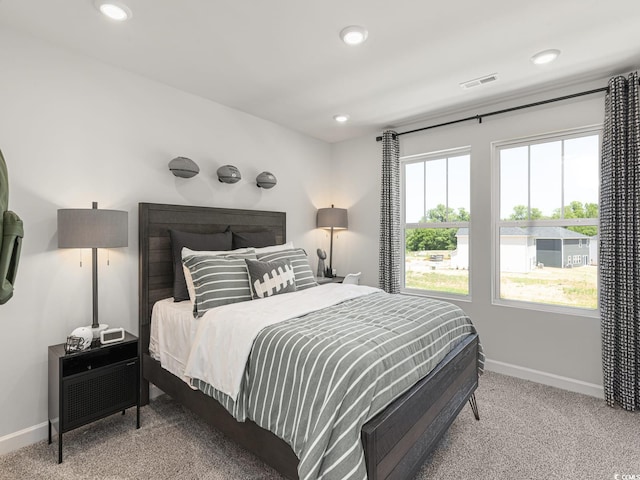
600, 72, 640, 411
379, 130, 400, 293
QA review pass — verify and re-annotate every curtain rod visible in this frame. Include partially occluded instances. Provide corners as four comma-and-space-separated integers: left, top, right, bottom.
375, 86, 609, 142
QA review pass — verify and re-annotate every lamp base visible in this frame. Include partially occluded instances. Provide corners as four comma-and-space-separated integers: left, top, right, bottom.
88, 324, 109, 339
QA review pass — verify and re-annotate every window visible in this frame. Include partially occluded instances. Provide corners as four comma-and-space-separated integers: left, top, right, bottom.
494, 128, 600, 312
402, 148, 470, 297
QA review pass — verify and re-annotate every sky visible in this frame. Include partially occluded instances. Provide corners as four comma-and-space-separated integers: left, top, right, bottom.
499, 134, 599, 220
405, 154, 470, 223
403, 133, 599, 223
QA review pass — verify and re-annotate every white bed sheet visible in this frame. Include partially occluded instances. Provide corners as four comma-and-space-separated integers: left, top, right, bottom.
149, 298, 199, 385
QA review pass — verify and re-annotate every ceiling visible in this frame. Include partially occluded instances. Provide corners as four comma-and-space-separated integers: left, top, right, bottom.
1, 0, 639, 143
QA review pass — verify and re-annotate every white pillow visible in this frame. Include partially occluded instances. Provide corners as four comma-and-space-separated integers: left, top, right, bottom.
183, 264, 196, 304
252, 241, 294, 255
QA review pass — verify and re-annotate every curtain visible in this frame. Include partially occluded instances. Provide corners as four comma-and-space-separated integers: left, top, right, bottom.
600, 72, 640, 411
379, 130, 400, 293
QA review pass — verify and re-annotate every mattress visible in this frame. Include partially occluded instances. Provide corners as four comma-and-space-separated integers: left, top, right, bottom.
149, 298, 198, 384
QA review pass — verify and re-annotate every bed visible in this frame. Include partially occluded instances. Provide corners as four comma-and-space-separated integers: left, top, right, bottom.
138, 202, 482, 480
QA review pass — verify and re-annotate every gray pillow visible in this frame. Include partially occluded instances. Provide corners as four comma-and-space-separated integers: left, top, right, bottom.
256, 248, 318, 290
169, 229, 232, 302
182, 252, 256, 317
245, 258, 296, 299
232, 230, 276, 249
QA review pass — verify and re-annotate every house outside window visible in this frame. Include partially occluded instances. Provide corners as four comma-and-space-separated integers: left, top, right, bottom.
493, 127, 600, 313
401, 147, 470, 297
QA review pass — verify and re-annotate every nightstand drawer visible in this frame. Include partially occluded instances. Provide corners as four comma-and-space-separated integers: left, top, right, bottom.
62, 358, 138, 431
62, 342, 137, 376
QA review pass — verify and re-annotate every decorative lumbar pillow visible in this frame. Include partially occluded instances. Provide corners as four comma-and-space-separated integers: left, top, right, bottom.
169, 229, 232, 302
256, 248, 318, 290
245, 258, 296, 299
232, 230, 277, 249
182, 252, 256, 317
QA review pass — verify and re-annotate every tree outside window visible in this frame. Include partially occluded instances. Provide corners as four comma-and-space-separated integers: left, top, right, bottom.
403, 149, 470, 297
495, 129, 600, 312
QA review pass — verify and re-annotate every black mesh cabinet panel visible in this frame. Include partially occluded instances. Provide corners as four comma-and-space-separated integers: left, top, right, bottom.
63, 359, 138, 429
48, 332, 140, 463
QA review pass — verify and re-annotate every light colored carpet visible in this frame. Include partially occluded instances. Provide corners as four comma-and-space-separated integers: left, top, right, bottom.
1, 371, 638, 480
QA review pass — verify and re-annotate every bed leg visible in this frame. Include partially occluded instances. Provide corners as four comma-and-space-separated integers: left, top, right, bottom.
141, 377, 150, 406
468, 393, 480, 421
139, 369, 149, 406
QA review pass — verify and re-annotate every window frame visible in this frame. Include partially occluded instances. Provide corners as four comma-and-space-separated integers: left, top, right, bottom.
400, 146, 471, 300
491, 125, 602, 317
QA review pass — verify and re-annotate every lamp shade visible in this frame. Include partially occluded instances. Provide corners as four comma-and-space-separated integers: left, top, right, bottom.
58, 207, 128, 248
317, 206, 348, 229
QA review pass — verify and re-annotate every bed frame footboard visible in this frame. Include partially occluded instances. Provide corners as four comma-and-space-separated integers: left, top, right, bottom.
141, 334, 478, 480
361, 333, 478, 480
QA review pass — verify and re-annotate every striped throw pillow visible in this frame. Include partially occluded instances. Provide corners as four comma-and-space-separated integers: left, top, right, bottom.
182, 251, 257, 317
256, 248, 318, 290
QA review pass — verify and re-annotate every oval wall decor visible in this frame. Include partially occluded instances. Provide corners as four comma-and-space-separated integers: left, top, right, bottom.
169, 157, 200, 178
217, 165, 242, 184
256, 171, 277, 189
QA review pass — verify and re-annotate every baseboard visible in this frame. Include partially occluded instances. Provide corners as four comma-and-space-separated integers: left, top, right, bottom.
1, 386, 165, 457
0, 422, 48, 456
1, 364, 600, 456
484, 359, 604, 399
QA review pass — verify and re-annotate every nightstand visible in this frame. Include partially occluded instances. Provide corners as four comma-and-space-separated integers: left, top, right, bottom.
316, 276, 344, 285
48, 331, 140, 463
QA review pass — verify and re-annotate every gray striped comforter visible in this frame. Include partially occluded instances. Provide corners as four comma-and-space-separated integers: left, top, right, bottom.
192, 291, 484, 480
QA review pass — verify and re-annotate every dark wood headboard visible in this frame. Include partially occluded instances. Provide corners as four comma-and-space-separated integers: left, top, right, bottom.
138, 202, 286, 355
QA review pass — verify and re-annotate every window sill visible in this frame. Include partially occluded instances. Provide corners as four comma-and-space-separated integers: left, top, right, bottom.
492, 297, 599, 319
401, 288, 471, 303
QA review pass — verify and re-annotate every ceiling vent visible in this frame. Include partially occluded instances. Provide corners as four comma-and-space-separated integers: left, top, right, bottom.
459, 73, 499, 89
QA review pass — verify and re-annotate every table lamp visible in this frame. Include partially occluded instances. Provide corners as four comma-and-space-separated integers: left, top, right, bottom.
58, 202, 128, 339
316, 204, 348, 278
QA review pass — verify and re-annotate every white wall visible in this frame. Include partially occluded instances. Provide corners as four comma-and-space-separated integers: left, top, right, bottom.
500, 235, 531, 273
331, 79, 609, 391
451, 235, 468, 269
0, 28, 331, 443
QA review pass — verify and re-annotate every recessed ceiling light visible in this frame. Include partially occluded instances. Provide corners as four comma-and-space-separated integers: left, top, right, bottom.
333, 114, 350, 123
94, 1, 132, 21
340, 26, 368, 46
531, 49, 560, 65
